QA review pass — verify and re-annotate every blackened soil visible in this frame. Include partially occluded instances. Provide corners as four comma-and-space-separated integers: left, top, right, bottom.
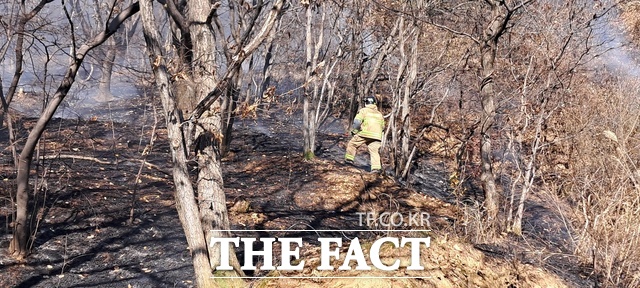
0, 104, 453, 287
1, 110, 197, 287
0, 103, 592, 288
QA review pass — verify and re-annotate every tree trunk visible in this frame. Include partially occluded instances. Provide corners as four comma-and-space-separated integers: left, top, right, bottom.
479, 1, 508, 225
0, 83, 18, 165
1, 0, 52, 126
9, 2, 139, 259
158, 1, 285, 279
98, 37, 117, 101
512, 114, 543, 235
302, 1, 316, 159
389, 13, 417, 178
4, 1, 49, 107
259, 24, 279, 102
138, 1, 216, 287
186, 0, 244, 280
220, 67, 241, 157
347, 8, 363, 126
390, 16, 407, 176
188, 0, 223, 259
399, 28, 418, 178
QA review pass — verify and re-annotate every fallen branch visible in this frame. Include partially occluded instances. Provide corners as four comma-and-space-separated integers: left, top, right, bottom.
43, 154, 112, 165
42, 154, 170, 174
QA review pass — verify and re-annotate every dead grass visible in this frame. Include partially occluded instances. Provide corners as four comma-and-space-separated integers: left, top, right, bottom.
224, 154, 570, 288
250, 231, 569, 288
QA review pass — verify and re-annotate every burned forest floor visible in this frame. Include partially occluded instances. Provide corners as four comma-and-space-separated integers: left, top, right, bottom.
0, 98, 594, 287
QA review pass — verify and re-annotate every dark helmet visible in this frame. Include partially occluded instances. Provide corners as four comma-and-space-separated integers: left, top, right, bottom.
364, 96, 377, 105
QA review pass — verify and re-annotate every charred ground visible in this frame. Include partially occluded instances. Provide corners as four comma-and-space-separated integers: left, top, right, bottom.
0, 99, 593, 287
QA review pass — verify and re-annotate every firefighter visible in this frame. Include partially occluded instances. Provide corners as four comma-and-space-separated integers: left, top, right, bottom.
345, 95, 385, 173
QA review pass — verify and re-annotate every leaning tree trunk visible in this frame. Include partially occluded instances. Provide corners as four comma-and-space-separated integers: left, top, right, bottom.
512, 112, 543, 235
259, 24, 279, 101
220, 66, 241, 157
9, 2, 140, 259
1, 0, 51, 169
0, 0, 51, 121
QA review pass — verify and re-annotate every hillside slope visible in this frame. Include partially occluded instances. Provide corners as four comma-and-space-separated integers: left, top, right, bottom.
0, 111, 587, 287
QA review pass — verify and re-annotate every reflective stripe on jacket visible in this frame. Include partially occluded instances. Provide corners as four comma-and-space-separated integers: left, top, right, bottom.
354, 105, 384, 140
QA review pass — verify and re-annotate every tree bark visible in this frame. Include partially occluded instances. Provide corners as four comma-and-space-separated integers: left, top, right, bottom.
479, 0, 509, 225
0, 80, 18, 166
303, 2, 338, 160
184, 0, 286, 279
259, 23, 279, 102
347, 4, 364, 125
512, 109, 543, 234
185, 0, 240, 275
138, 1, 216, 287
220, 67, 241, 157
302, 1, 316, 160
399, 27, 418, 178
98, 37, 117, 101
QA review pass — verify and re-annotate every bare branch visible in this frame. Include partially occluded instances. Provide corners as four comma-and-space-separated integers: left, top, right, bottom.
189, 0, 286, 121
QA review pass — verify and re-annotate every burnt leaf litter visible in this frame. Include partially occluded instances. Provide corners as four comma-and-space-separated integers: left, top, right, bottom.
1, 99, 590, 287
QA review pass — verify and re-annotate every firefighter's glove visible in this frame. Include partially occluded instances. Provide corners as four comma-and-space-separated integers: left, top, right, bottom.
350, 129, 359, 136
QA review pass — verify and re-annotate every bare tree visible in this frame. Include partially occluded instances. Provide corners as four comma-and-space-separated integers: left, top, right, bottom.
141, 0, 285, 285
300, 0, 346, 159
387, 8, 420, 178
340, 0, 401, 127
0, 0, 54, 167
258, 17, 281, 105
430, 0, 533, 228
9, 1, 139, 259
211, 0, 271, 155
476, 0, 533, 226
138, 1, 217, 285
302, 0, 318, 159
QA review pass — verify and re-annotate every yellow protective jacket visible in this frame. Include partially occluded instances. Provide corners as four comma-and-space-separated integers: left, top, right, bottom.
353, 104, 385, 140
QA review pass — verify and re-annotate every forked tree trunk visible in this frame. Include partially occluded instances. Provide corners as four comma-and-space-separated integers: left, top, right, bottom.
185, 0, 285, 280
144, 0, 284, 282
138, 1, 216, 287
512, 114, 543, 234
186, 0, 243, 277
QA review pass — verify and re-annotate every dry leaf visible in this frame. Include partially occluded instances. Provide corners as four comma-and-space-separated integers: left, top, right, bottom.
603, 130, 618, 142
